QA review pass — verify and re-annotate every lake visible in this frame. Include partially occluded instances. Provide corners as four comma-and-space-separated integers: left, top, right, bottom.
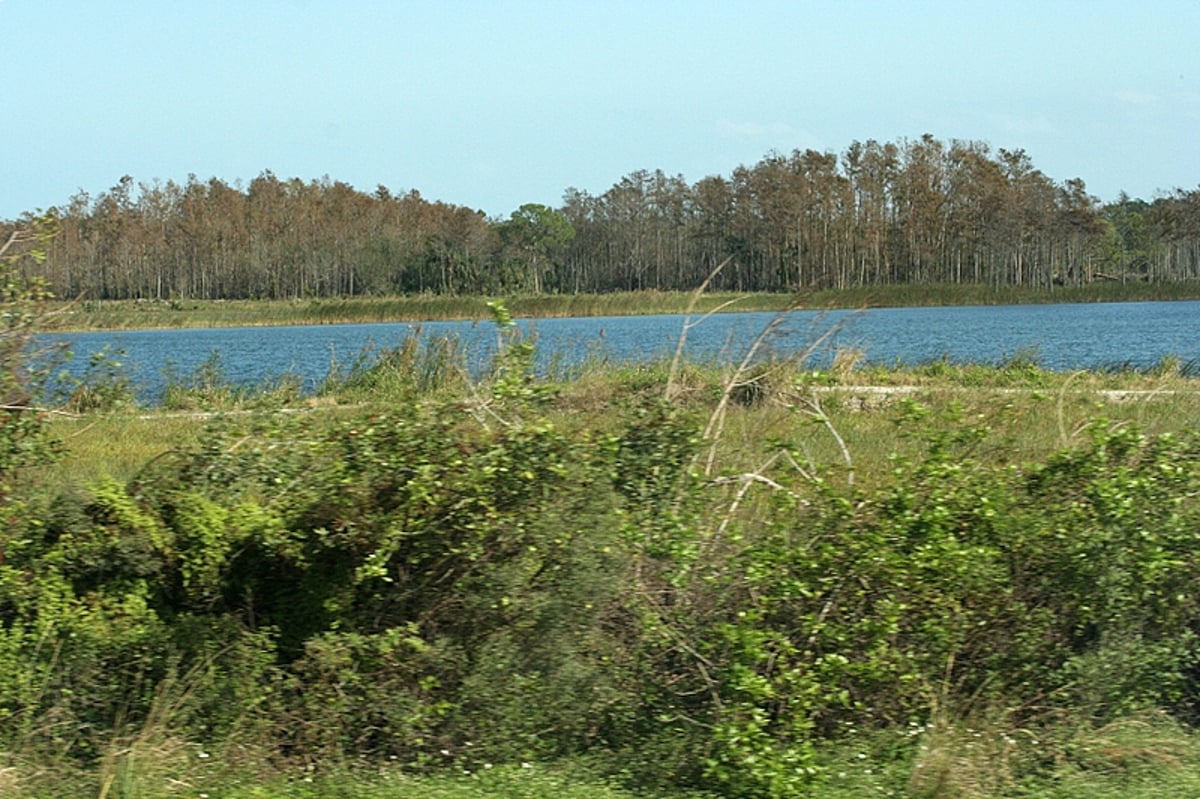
38, 300, 1200, 404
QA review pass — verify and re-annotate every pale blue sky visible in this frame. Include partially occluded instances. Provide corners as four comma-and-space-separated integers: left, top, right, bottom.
3, 1, 1197, 220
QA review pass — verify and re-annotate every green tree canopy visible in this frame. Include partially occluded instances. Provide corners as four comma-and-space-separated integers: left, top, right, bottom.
498, 202, 575, 293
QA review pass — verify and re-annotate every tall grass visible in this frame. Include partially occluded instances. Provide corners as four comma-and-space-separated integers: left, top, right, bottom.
809, 709, 1200, 799
42, 281, 1200, 333
0, 755, 724, 799
8, 714, 1200, 798
38, 413, 205, 490
319, 331, 469, 400
40, 354, 1200, 497
802, 280, 1200, 309
40, 292, 795, 332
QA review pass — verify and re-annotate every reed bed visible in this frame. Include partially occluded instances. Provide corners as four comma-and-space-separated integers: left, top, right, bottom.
801, 280, 1200, 308
40, 282, 1200, 333
39, 291, 795, 332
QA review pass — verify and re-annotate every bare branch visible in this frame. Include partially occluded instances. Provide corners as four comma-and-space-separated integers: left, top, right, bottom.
802, 390, 854, 485
0, 230, 20, 260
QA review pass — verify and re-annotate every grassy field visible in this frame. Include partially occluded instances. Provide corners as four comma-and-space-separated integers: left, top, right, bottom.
37, 281, 1200, 332
41, 352, 1200, 494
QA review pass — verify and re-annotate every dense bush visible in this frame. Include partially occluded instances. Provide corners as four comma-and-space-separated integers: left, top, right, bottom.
4, 339, 1200, 797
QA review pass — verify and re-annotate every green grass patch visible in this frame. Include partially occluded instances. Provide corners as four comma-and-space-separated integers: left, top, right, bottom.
39, 356, 1200, 495
0, 756, 721, 799
810, 710, 1200, 799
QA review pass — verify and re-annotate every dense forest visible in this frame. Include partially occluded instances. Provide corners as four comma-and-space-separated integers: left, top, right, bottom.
6, 134, 1200, 300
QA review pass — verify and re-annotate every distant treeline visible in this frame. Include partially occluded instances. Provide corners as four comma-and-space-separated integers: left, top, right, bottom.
8, 135, 1200, 300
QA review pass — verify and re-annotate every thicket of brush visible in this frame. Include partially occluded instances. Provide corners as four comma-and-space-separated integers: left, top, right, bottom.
3, 303, 1200, 798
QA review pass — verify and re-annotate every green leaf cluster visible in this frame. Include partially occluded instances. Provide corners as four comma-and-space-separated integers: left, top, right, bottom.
4, 337, 1200, 797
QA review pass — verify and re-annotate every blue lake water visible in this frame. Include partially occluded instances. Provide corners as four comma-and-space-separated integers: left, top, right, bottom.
37, 300, 1200, 404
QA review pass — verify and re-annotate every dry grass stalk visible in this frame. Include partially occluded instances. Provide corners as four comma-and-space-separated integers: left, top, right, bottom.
665, 256, 735, 402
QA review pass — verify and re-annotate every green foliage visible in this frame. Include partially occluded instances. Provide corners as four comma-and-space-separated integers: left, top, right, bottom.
160, 351, 302, 411
476, 301, 559, 421
716, 410, 1200, 738
321, 334, 466, 400
497, 204, 575, 293
54, 346, 138, 413
10, 295, 1200, 799
20, 377, 662, 761
603, 399, 1200, 795
0, 216, 61, 509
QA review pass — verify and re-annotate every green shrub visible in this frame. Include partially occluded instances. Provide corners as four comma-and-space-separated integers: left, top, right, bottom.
8, 292, 1200, 799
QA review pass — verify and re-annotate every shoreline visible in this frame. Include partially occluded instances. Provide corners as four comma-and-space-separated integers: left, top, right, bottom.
34, 283, 1200, 334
